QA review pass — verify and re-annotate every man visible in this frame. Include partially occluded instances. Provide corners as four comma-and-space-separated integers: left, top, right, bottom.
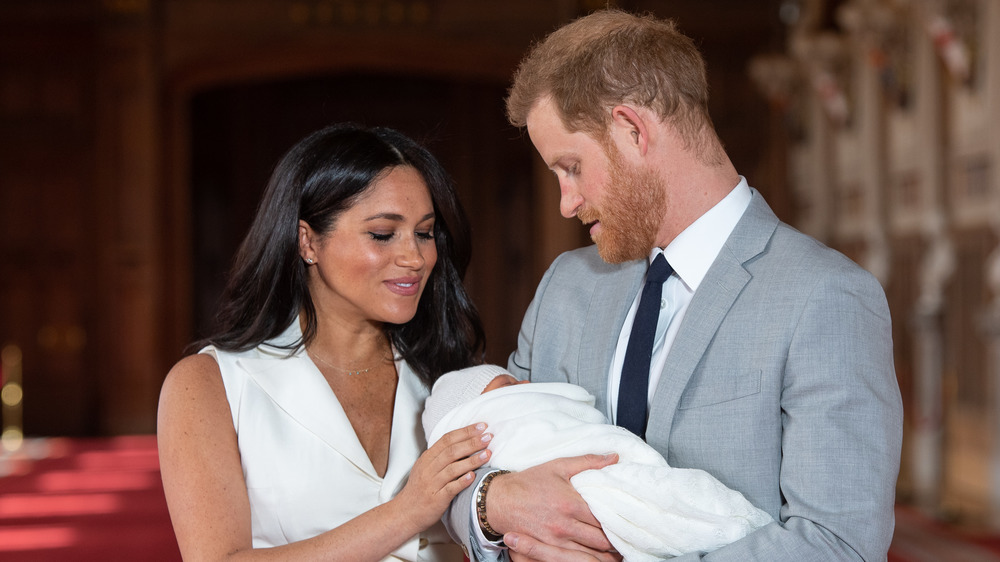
449, 9, 902, 561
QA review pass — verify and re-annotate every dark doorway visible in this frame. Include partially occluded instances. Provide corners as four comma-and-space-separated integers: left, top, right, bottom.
189, 73, 536, 364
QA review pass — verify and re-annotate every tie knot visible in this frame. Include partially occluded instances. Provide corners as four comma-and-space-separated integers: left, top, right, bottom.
646, 254, 672, 284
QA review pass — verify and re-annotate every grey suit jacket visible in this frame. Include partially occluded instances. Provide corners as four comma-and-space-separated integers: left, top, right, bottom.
450, 191, 902, 561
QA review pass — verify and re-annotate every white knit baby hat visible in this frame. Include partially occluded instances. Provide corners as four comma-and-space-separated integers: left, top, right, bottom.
421, 364, 512, 443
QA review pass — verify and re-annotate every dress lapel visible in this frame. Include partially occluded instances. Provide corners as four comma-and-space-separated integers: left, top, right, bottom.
237, 353, 380, 480
237, 323, 380, 480
238, 328, 430, 494
381, 361, 428, 498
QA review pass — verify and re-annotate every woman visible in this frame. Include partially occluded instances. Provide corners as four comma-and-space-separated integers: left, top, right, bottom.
157, 124, 492, 561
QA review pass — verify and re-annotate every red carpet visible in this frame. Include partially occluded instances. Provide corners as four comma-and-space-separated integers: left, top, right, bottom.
3, 435, 1000, 560
889, 505, 1000, 561
0, 436, 180, 561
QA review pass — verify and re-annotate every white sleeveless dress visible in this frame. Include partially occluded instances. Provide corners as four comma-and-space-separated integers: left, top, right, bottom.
203, 322, 462, 561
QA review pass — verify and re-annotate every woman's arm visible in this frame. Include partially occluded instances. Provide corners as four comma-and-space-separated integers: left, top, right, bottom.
157, 353, 491, 561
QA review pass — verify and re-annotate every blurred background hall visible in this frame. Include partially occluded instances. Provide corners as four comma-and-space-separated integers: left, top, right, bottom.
2, 0, 1000, 559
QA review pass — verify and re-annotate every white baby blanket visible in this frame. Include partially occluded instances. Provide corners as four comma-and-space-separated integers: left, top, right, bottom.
426, 382, 772, 561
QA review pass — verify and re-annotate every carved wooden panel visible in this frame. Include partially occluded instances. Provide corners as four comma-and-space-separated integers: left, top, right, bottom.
0, 7, 99, 436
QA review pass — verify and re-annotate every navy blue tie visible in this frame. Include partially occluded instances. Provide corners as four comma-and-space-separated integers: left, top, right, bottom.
617, 254, 673, 439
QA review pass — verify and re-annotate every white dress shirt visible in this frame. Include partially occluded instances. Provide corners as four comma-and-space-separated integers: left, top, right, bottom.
607, 177, 751, 423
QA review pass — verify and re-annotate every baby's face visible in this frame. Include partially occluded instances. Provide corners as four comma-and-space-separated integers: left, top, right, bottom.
482, 374, 528, 393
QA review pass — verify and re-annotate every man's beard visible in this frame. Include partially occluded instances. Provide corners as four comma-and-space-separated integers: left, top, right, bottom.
580, 147, 667, 264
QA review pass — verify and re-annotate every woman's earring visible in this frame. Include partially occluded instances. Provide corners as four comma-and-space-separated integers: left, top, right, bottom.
306, 258, 314, 264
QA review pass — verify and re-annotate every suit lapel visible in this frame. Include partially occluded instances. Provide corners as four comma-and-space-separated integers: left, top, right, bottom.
579, 259, 646, 415
644, 251, 750, 451
646, 191, 778, 451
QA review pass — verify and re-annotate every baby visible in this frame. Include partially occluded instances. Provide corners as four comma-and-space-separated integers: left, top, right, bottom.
422, 364, 772, 562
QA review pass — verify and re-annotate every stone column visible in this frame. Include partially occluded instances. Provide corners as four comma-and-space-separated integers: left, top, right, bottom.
911, 213, 954, 509
971, 0, 1000, 528
987, 298, 1000, 525
911, 307, 947, 508
837, 0, 894, 285
888, 0, 954, 509
788, 30, 847, 244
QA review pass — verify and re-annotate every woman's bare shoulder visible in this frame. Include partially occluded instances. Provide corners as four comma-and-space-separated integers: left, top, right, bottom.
158, 352, 231, 423
162, 353, 223, 393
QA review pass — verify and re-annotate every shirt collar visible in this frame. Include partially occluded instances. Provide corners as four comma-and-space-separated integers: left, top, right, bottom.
653, 176, 752, 292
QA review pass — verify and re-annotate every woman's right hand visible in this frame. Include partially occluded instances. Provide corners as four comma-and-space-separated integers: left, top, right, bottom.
393, 423, 492, 529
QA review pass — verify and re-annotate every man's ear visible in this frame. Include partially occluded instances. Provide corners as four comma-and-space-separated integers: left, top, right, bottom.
610, 105, 649, 158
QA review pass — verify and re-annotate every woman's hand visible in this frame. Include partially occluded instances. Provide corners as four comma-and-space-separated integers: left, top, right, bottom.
393, 423, 493, 529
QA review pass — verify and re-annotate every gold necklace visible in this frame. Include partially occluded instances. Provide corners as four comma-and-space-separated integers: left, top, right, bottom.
308, 349, 375, 376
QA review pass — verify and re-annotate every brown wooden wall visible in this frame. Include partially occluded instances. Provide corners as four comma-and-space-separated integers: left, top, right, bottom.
0, 0, 784, 436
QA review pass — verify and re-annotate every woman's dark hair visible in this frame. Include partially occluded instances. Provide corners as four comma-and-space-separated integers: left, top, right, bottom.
196, 123, 485, 385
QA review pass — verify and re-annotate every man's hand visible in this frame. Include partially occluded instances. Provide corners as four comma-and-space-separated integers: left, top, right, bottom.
505, 533, 621, 562
486, 453, 619, 558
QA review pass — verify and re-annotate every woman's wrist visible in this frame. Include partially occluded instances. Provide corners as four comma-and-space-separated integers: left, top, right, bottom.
387, 488, 432, 539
